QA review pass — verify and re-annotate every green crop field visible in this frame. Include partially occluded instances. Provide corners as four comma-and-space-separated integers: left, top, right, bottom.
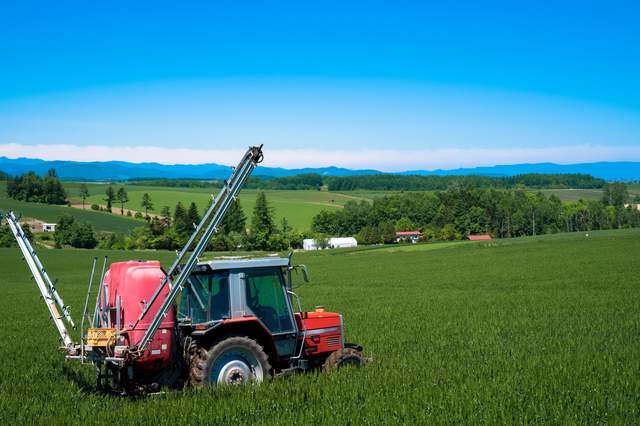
0, 197, 145, 234
1, 228, 639, 424
64, 185, 369, 230
534, 188, 640, 203
533, 189, 603, 203
2, 181, 368, 231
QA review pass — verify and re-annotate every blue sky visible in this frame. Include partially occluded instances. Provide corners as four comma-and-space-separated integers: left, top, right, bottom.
1, 1, 639, 171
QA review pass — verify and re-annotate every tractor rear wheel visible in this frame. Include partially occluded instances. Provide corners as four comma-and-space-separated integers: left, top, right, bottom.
189, 335, 271, 387
322, 348, 366, 374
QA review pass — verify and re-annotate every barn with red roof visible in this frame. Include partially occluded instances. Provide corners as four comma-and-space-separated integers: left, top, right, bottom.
396, 231, 421, 243
465, 235, 491, 241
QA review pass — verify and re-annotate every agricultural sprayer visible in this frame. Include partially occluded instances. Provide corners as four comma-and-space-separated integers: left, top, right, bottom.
6, 145, 370, 395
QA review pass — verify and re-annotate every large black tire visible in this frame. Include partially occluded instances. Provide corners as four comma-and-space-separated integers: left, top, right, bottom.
189, 335, 271, 387
322, 348, 366, 374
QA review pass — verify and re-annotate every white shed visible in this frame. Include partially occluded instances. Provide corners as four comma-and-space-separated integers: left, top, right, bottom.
328, 237, 357, 248
303, 237, 357, 250
42, 223, 57, 232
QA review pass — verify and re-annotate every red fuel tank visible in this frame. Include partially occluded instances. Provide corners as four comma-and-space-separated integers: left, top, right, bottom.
102, 260, 175, 374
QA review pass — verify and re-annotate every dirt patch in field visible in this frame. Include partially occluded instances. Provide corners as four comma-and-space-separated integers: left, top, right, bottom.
70, 204, 163, 219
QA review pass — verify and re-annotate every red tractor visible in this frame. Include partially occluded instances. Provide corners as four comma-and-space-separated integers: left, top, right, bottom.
7, 145, 370, 394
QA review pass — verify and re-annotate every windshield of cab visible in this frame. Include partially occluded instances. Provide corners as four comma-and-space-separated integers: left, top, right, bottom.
178, 272, 230, 323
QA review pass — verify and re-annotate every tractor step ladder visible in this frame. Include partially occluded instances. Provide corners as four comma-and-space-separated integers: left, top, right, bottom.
6, 211, 76, 348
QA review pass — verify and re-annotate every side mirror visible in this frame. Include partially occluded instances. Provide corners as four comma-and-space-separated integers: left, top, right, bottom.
289, 265, 309, 289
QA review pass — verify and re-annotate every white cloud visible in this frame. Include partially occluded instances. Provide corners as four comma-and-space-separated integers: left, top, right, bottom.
1, 143, 639, 172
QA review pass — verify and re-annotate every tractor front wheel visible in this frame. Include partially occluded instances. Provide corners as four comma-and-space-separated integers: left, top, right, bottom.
189, 335, 271, 387
322, 347, 366, 374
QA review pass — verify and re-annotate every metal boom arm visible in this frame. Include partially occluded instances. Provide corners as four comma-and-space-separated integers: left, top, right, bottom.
133, 145, 263, 351
6, 211, 76, 347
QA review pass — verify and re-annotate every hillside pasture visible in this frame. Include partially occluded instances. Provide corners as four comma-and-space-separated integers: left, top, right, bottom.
0, 229, 639, 423
65, 185, 366, 231
534, 187, 639, 203
0, 197, 144, 234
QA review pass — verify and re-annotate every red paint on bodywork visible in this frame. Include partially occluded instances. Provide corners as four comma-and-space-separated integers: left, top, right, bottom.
295, 312, 342, 355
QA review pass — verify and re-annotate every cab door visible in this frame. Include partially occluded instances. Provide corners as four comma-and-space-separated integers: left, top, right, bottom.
242, 268, 298, 357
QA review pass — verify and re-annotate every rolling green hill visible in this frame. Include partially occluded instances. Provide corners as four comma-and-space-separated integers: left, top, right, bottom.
64, 184, 368, 231
0, 198, 145, 234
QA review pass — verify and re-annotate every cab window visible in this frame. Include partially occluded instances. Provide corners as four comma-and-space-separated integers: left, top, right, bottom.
245, 269, 293, 333
178, 272, 230, 323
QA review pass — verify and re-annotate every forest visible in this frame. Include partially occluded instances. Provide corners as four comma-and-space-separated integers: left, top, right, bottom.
67, 172, 606, 192
127, 178, 223, 188
126, 173, 324, 191
5, 169, 67, 205
326, 173, 606, 191
310, 182, 639, 243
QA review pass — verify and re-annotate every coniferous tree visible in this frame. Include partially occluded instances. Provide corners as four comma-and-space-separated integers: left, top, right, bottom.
251, 192, 275, 234
186, 202, 201, 228
160, 206, 172, 227
382, 221, 397, 244
116, 187, 129, 214
221, 200, 247, 234
79, 184, 89, 208
141, 193, 154, 218
104, 187, 116, 212
248, 192, 276, 250
280, 217, 291, 234
173, 202, 188, 235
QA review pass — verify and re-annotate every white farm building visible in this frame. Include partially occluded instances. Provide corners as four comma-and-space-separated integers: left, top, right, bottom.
302, 237, 358, 250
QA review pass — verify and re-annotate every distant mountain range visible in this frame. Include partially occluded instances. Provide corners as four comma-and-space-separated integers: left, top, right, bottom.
0, 156, 638, 181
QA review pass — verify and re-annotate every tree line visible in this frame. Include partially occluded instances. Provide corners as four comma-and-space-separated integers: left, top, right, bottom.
126, 173, 324, 191
325, 173, 606, 192
12, 170, 605, 195
244, 173, 324, 190
111, 172, 608, 192
128, 178, 224, 188
5, 169, 67, 204
310, 182, 639, 244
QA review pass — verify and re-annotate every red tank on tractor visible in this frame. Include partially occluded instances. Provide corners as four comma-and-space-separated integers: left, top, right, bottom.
6, 145, 370, 395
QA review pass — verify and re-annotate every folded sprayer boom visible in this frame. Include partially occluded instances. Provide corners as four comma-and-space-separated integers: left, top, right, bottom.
6, 211, 76, 347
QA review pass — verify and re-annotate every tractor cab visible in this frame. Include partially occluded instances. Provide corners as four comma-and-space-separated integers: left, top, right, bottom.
176, 257, 301, 358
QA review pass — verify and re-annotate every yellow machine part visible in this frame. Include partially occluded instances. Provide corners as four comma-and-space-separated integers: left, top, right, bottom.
87, 328, 116, 347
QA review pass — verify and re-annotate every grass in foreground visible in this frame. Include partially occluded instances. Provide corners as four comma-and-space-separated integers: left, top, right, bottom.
1, 229, 640, 423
